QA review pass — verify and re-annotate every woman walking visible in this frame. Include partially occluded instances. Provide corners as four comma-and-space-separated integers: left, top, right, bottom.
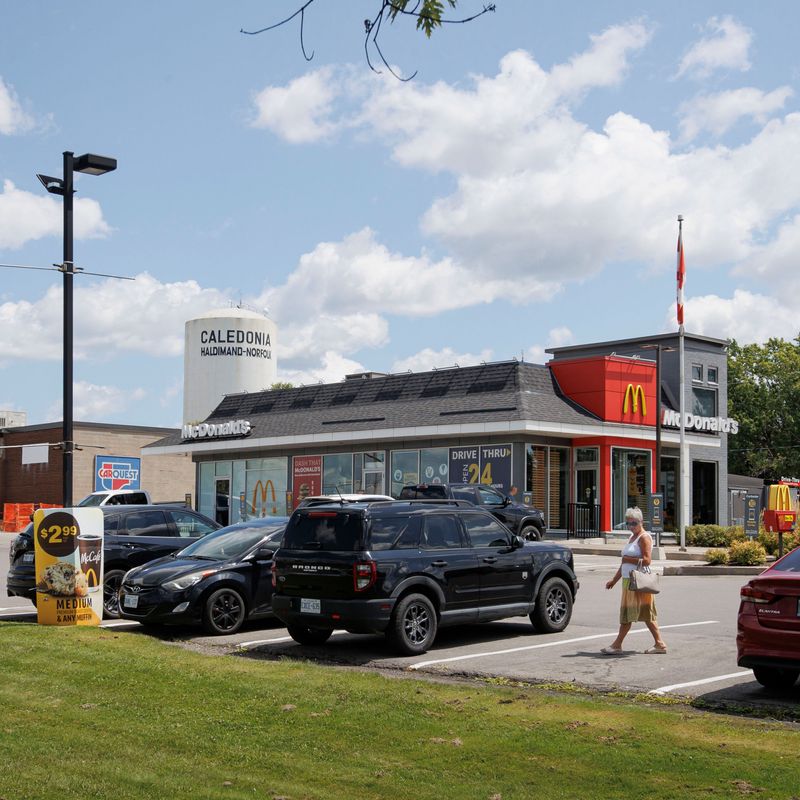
601, 506, 667, 655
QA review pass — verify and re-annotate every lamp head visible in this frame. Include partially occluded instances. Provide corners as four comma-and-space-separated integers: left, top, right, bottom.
74, 153, 117, 176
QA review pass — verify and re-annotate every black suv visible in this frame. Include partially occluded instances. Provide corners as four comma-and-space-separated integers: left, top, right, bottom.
398, 483, 546, 540
271, 500, 578, 655
6, 505, 219, 618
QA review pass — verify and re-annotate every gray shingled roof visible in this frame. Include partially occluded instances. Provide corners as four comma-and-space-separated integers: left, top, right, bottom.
148, 361, 599, 448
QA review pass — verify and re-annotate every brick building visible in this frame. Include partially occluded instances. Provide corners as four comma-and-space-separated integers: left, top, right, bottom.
0, 421, 195, 506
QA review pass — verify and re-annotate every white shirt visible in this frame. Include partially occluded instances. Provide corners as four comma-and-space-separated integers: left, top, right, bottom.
621, 532, 650, 578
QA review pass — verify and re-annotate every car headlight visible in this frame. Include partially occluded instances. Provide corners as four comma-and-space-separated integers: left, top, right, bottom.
163, 571, 214, 592
122, 567, 140, 584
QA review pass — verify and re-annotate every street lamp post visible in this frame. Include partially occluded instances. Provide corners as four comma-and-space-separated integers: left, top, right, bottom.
37, 152, 116, 507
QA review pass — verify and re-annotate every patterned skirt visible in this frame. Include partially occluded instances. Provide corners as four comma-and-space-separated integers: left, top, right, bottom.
620, 577, 658, 624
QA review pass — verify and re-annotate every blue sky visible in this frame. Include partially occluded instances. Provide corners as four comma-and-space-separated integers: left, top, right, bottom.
2, 1, 800, 427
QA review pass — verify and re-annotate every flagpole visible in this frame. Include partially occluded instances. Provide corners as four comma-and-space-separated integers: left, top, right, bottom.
677, 214, 689, 551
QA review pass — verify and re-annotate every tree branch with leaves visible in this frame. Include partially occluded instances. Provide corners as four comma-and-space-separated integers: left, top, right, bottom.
241, 0, 496, 80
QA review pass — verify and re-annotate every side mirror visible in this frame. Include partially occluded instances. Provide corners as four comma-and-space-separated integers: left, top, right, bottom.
512, 535, 525, 549
251, 546, 275, 561
503, 495, 513, 506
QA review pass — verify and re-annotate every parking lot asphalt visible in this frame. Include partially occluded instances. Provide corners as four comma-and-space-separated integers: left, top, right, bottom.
2, 536, 798, 713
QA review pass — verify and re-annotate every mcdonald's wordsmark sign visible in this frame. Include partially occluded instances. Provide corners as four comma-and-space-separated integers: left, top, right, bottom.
94, 456, 141, 491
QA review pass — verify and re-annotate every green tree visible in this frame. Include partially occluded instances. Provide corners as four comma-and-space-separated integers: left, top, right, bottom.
727, 336, 800, 479
270, 381, 295, 391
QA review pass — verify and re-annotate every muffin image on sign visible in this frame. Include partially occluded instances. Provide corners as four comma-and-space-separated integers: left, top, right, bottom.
36, 562, 89, 597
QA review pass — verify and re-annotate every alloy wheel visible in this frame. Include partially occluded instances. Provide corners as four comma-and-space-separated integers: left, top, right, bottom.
403, 601, 431, 645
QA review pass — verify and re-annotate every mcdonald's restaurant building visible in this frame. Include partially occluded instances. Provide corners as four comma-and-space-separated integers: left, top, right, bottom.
146, 333, 733, 536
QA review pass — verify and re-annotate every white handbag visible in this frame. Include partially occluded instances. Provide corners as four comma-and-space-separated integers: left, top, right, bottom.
629, 561, 660, 594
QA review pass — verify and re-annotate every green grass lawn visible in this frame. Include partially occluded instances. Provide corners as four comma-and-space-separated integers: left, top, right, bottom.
0, 622, 798, 800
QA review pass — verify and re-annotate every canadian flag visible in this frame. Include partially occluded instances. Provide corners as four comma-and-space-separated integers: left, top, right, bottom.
676, 222, 685, 327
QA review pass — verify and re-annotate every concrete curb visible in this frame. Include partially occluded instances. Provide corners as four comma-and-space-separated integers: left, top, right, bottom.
565, 546, 708, 562
662, 565, 766, 576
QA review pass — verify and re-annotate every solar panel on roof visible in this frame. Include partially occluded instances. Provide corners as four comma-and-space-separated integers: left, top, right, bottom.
251, 399, 275, 414
207, 396, 245, 419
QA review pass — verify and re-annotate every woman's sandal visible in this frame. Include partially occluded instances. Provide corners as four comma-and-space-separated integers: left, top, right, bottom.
644, 646, 668, 654
600, 646, 624, 655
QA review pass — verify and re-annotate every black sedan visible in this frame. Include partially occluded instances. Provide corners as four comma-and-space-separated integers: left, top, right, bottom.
118, 517, 288, 635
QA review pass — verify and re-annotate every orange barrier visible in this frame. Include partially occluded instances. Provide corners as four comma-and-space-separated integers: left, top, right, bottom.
2, 502, 62, 533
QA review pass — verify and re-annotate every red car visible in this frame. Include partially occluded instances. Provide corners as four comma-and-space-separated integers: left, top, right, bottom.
737, 546, 800, 690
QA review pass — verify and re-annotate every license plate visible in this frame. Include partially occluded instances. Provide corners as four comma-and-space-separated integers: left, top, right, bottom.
301, 598, 321, 614
123, 594, 139, 609
22, 552, 35, 564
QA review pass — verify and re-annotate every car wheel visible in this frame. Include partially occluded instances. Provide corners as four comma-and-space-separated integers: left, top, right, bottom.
752, 666, 800, 691
530, 576, 572, 633
387, 593, 438, 655
202, 587, 247, 635
102, 570, 126, 619
286, 624, 333, 645
520, 524, 541, 542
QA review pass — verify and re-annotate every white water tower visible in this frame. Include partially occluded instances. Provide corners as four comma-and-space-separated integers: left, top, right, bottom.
183, 307, 278, 424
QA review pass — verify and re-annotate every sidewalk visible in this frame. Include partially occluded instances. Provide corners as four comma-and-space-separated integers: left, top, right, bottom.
551, 536, 767, 576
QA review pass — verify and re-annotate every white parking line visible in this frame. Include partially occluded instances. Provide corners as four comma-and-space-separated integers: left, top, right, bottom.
0, 606, 34, 612
0, 609, 35, 617
648, 671, 753, 696
238, 630, 349, 649
408, 620, 720, 670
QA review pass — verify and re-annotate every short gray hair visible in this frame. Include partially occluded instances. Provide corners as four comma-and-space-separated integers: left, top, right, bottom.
625, 507, 643, 523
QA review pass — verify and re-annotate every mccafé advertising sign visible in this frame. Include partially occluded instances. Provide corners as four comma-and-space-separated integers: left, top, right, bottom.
33, 508, 104, 627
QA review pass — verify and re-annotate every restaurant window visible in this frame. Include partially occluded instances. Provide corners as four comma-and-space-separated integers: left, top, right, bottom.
420, 448, 449, 485
245, 457, 289, 518
611, 448, 651, 529
391, 450, 420, 497
692, 387, 717, 417
525, 444, 569, 530
322, 453, 354, 495
707, 366, 718, 384
692, 364, 703, 382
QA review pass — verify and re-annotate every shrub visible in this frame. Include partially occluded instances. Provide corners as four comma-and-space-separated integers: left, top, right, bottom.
757, 529, 800, 556
727, 525, 747, 543
705, 548, 729, 565
728, 540, 767, 566
686, 524, 731, 547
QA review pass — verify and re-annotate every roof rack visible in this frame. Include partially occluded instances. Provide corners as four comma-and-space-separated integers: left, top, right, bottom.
367, 499, 473, 508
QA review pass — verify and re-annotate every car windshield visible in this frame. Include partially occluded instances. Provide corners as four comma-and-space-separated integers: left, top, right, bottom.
283, 511, 363, 551
771, 548, 800, 573
77, 494, 105, 507
178, 523, 285, 560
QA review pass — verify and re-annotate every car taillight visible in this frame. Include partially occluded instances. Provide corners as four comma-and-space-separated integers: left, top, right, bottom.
271, 562, 277, 589
353, 560, 377, 592
740, 585, 775, 604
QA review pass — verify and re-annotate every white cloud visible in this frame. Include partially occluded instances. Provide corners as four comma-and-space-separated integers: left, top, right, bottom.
667, 290, 799, 344
47, 381, 147, 421
0, 180, 111, 250
0, 77, 35, 135
251, 67, 343, 143
679, 86, 793, 141
526, 327, 575, 363
676, 16, 752, 79
0, 272, 231, 363
277, 351, 366, 386
391, 347, 494, 373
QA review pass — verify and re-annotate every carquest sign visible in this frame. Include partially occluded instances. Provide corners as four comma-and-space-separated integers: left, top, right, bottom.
94, 456, 141, 491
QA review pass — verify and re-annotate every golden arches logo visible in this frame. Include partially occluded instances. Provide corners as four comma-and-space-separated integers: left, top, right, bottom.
84, 567, 99, 588
623, 384, 647, 417
252, 480, 277, 517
